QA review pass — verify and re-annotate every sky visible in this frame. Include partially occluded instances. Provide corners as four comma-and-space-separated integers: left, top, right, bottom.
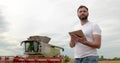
0, 0, 120, 58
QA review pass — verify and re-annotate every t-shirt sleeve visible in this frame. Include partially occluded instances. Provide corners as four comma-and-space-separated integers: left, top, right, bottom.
93, 24, 101, 35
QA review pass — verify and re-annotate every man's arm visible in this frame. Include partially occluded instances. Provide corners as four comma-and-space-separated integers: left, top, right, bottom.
71, 34, 101, 49
83, 35, 101, 49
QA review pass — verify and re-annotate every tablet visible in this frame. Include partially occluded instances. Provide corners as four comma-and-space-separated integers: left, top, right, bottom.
69, 30, 86, 40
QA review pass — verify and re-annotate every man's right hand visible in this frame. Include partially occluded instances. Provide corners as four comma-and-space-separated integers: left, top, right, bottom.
69, 34, 76, 48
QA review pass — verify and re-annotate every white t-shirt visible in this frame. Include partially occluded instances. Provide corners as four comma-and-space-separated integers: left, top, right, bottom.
73, 21, 101, 58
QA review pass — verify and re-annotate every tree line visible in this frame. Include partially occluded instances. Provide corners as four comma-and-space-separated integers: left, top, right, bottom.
99, 56, 120, 61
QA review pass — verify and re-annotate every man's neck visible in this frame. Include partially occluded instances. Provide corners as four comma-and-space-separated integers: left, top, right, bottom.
80, 19, 88, 25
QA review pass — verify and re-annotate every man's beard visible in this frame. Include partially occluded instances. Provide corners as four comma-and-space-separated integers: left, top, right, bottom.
78, 15, 88, 21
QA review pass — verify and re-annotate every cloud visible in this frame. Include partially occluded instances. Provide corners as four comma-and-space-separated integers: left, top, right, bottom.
0, 0, 120, 58
0, 8, 11, 56
0, 12, 8, 33
90, 0, 120, 58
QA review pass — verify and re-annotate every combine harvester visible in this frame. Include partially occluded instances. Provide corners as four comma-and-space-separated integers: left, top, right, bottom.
0, 36, 68, 63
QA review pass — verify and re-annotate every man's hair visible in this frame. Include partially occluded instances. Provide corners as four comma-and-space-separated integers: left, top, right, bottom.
77, 5, 88, 11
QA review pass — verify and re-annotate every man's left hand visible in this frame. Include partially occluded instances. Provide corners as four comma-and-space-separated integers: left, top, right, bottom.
71, 34, 86, 44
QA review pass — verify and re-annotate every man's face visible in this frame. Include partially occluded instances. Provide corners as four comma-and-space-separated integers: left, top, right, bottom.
77, 7, 89, 21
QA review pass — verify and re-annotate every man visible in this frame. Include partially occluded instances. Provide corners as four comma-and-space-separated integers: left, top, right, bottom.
69, 5, 101, 63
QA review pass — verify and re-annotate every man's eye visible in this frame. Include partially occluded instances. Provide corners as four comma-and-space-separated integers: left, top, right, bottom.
79, 11, 82, 13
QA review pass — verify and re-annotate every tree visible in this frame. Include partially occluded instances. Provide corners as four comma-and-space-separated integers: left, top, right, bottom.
99, 55, 105, 61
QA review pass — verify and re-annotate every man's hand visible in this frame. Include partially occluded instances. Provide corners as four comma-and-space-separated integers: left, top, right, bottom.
69, 34, 79, 48
71, 34, 86, 44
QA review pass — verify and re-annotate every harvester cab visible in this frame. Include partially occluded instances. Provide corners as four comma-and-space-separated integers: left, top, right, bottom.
21, 40, 39, 53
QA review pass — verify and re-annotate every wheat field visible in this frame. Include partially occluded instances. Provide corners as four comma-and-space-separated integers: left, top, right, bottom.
99, 61, 120, 63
